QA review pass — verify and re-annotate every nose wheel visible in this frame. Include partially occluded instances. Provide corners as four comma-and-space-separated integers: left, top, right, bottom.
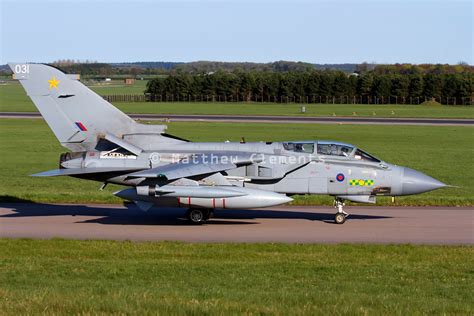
334, 198, 348, 224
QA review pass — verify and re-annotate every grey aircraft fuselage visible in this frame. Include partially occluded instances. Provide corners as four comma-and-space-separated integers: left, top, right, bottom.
9, 63, 447, 224
67, 141, 414, 196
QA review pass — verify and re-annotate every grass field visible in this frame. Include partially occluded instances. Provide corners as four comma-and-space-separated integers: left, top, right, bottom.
0, 119, 472, 206
0, 239, 472, 314
0, 80, 148, 113
1, 81, 473, 118
114, 102, 474, 118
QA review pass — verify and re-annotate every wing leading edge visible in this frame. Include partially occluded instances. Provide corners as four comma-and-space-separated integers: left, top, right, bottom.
32, 167, 144, 177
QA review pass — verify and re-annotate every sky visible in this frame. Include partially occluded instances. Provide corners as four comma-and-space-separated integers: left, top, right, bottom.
0, 0, 472, 64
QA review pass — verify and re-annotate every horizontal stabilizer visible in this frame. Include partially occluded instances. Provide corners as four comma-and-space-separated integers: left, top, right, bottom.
32, 167, 144, 177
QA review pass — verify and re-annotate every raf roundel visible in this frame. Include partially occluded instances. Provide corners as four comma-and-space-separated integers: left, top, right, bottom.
336, 173, 345, 182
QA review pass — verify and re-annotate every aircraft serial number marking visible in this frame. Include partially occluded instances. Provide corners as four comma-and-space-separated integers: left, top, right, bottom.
14, 64, 29, 74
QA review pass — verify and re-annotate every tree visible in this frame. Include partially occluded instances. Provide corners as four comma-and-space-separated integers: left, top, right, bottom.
442, 75, 459, 100
238, 72, 255, 101
305, 71, 320, 97
372, 75, 391, 98
455, 74, 473, 103
423, 74, 443, 98
319, 72, 334, 97
391, 75, 410, 99
332, 72, 350, 97
357, 73, 374, 96
143, 66, 473, 104
408, 75, 423, 97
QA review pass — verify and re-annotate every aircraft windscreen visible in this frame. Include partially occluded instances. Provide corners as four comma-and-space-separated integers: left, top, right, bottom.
354, 149, 381, 162
317, 143, 354, 157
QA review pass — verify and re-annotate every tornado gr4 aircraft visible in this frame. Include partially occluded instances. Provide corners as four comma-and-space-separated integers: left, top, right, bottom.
10, 63, 448, 224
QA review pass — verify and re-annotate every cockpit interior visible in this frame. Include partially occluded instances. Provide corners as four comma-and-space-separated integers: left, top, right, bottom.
283, 141, 381, 163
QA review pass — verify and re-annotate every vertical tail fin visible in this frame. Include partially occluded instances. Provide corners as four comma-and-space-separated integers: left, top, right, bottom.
9, 63, 166, 151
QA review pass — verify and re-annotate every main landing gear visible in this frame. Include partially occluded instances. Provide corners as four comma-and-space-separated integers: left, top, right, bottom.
186, 208, 214, 224
334, 197, 349, 224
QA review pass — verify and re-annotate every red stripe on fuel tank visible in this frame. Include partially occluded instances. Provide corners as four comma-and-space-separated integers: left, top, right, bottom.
177, 197, 181, 207
212, 198, 216, 208
222, 198, 226, 209
188, 197, 191, 206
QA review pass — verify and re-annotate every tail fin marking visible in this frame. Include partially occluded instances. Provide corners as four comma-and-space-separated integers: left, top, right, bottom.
9, 63, 166, 151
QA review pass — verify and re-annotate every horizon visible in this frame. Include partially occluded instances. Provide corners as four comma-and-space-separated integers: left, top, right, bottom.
1, 0, 472, 65
2, 60, 472, 67
74, 60, 473, 66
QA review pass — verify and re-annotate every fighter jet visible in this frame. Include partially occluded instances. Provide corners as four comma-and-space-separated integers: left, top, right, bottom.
10, 63, 448, 224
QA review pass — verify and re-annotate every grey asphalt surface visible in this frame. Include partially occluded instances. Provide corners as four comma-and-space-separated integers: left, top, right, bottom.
1, 112, 473, 126
1, 203, 472, 244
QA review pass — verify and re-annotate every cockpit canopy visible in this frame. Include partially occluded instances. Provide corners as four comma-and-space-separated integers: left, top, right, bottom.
353, 148, 381, 162
282, 141, 381, 163
282, 142, 315, 154
317, 142, 353, 157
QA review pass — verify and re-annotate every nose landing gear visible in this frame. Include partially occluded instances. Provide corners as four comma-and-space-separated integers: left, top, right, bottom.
334, 197, 348, 224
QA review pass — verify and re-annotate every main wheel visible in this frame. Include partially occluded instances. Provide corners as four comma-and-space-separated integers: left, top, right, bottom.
334, 213, 346, 224
187, 209, 207, 224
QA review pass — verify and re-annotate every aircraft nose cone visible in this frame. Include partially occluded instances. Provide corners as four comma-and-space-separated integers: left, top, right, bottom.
401, 167, 446, 195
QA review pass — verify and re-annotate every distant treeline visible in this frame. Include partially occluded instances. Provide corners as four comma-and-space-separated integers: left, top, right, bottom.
1, 60, 471, 77
0, 61, 359, 76
109, 62, 183, 70
172, 61, 358, 73
48, 60, 359, 76
48, 62, 165, 77
145, 67, 473, 104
